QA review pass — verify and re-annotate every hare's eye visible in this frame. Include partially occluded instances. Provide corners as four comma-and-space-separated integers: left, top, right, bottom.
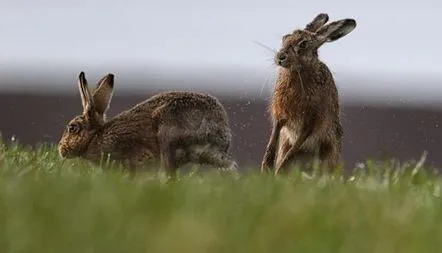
298, 40, 308, 49
67, 124, 79, 133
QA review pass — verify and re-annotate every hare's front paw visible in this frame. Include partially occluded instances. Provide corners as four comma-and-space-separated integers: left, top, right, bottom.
261, 152, 275, 173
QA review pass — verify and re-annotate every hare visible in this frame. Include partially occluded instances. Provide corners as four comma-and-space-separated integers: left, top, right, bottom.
58, 71, 237, 177
261, 13, 357, 174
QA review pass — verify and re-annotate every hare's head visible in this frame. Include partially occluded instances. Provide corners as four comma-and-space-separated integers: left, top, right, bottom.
58, 72, 114, 159
275, 13, 356, 69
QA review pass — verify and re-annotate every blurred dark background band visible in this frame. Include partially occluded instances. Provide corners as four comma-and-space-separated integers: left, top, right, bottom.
1, 83, 441, 171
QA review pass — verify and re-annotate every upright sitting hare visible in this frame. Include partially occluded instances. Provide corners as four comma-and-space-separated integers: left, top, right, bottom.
261, 13, 357, 174
58, 72, 237, 177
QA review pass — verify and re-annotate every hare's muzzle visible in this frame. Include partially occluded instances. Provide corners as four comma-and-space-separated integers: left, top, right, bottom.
58, 146, 69, 159
276, 52, 288, 67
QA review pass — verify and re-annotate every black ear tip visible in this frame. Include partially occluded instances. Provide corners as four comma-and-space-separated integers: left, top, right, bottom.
107, 74, 115, 88
318, 13, 329, 19
347, 19, 357, 27
316, 13, 329, 22
79, 71, 87, 83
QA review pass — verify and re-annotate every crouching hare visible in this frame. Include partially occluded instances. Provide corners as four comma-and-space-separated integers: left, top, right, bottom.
261, 13, 357, 174
58, 72, 237, 177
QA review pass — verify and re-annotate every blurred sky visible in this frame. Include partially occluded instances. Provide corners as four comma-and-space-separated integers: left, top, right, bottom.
1, 0, 442, 104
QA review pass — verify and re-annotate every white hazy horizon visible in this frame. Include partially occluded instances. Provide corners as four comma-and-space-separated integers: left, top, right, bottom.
1, 0, 442, 106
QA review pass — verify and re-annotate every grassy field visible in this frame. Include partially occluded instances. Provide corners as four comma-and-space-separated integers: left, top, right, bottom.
0, 139, 441, 253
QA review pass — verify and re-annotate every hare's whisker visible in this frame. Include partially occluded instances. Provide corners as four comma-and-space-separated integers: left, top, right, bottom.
252, 40, 277, 54
260, 69, 272, 97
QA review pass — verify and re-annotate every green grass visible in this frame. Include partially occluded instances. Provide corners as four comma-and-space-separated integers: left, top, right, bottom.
0, 139, 441, 253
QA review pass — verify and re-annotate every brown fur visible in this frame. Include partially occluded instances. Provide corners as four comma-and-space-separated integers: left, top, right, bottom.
58, 72, 237, 177
261, 13, 356, 174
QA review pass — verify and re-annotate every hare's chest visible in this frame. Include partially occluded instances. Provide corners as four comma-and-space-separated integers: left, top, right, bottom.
271, 87, 311, 120
272, 95, 308, 122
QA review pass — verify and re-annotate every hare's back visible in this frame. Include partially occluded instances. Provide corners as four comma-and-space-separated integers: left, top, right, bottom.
127, 91, 223, 114
148, 91, 228, 122
126, 91, 227, 123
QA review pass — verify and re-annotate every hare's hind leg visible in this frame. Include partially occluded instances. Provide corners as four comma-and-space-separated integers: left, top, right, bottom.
320, 141, 340, 173
158, 130, 181, 179
157, 116, 236, 174
157, 125, 211, 177
159, 146, 179, 179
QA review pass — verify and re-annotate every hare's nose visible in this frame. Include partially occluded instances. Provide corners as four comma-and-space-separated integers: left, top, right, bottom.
277, 53, 287, 65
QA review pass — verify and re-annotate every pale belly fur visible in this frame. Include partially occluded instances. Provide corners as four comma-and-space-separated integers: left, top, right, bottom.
279, 125, 319, 151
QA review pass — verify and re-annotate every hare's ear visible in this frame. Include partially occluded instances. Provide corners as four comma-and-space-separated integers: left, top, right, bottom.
78, 71, 94, 114
305, 13, 329, 32
315, 19, 356, 44
92, 74, 114, 116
